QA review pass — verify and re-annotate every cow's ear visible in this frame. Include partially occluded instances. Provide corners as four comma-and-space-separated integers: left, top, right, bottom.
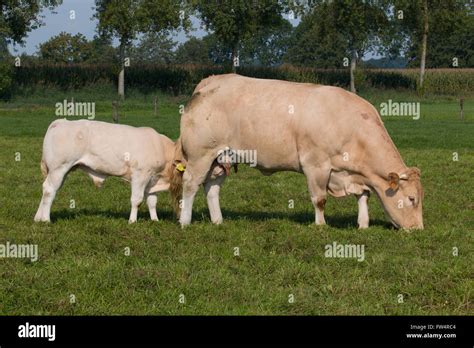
388, 172, 400, 190
410, 167, 421, 178
400, 167, 421, 180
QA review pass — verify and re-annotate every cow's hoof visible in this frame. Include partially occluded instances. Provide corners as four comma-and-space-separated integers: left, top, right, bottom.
34, 216, 50, 223
128, 219, 136, 224
358, 224, 369, 229
179, 218, 191, 227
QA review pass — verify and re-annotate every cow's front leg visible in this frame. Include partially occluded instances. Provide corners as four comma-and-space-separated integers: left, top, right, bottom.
356, 191, 370, 229
129, 176, 148, 223
146, 194, 158, 221
304, 167, 331, 225
180, 155, 215, 227
204, 173, 226, 224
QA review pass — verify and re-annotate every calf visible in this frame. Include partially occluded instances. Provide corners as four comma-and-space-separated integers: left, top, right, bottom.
34, 119, 179, 223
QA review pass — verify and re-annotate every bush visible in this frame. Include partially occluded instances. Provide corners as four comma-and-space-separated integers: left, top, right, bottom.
0, 60, 13, 100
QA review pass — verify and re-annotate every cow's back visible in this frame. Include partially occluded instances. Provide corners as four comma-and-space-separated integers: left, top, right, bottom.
181, 74, 389, 173
43, 120, 169, 176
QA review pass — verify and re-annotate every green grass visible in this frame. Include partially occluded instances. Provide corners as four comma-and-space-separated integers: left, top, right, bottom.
0, 87, 472, 315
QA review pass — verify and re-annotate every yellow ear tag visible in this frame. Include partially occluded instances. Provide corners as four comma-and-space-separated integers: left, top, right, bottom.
176, 163, 186, 172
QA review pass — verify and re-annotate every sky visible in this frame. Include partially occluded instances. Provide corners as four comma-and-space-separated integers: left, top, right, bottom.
8, 0, 301, 56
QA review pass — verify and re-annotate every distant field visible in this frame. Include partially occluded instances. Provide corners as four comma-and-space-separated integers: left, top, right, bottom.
0, 87, 472, 315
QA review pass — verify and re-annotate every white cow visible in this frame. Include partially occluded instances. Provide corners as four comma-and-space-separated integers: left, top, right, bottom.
34, 119, 179, 223
173, 74, 424, 229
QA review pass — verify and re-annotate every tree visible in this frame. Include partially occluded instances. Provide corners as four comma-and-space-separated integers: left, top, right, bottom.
423, 9, 473, 68
192, 0, 290, 72
328, 0, 388, 92
174, 37, 213, 65
203, 33, 234, 65
1, 0, 62, 50
240, 19, 293, 66
38, 32, 94, 63
284, 3, 347, 68
388, 0, 472, 90
1, 0, 62, 99
130, 32, 177, 64
285, 0, 388, 92
94, 0, 189, 98
86, 35, 118, 64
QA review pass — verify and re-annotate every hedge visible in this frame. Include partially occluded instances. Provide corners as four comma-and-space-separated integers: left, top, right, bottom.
8, 63, 474, 96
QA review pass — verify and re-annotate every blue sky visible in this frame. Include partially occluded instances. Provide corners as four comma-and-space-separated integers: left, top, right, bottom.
8, 0, 301, 56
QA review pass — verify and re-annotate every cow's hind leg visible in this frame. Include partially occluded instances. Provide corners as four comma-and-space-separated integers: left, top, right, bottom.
129, 174, 149, 223
180, 155, 216, 227
34, 165, 71, 222
146, 193, 158, 221
204, 173, 226, 224
356, 191, 370, 229
304, 167, 331, 225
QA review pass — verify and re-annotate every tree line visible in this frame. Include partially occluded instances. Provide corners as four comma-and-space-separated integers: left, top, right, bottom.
1, 0, 473, 97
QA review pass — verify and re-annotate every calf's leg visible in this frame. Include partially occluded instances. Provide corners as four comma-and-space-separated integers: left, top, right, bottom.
34, 165, 71, 222
129, 175, 149, 223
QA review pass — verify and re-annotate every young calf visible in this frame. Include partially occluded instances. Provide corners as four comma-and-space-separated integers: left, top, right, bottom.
34, 119, 179, 223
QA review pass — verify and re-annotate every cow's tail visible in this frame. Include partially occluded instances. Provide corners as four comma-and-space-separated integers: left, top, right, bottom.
40, 158, 48, 179
168, 137, 186, 219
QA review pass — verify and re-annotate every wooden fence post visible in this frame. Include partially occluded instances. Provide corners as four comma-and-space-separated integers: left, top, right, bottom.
154, 95, 158, 117
460, 97, 464, 121
112, 101, 119, 123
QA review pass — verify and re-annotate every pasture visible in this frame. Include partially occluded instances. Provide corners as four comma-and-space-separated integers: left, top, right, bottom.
0, 86, 472, 315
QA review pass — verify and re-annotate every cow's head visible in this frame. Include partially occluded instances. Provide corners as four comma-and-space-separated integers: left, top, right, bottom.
380, 167, 424, 230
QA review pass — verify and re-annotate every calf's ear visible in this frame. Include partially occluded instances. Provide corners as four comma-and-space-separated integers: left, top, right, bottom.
388, 172, 400, 190
173, 160, 186, 172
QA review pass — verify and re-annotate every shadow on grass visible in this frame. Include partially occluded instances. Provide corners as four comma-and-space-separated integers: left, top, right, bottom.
50, 208, 391, 229
51, 208, 174, 222
214, 209, 391, 229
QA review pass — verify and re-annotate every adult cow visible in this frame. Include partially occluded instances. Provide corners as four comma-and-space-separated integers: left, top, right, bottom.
173, 74, 424, 229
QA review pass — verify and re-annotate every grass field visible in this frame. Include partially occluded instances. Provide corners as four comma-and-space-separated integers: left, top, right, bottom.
0, 86, 472, 315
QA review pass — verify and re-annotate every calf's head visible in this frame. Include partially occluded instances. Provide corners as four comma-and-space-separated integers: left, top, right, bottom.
379, 167, 424, 230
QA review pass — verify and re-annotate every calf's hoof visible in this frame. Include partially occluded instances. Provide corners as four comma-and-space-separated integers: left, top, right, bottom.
34, 215, 50, 223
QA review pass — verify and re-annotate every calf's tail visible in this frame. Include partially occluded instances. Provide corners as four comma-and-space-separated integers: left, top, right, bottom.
168, 137, 186, 219
40, 159, 48, 179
